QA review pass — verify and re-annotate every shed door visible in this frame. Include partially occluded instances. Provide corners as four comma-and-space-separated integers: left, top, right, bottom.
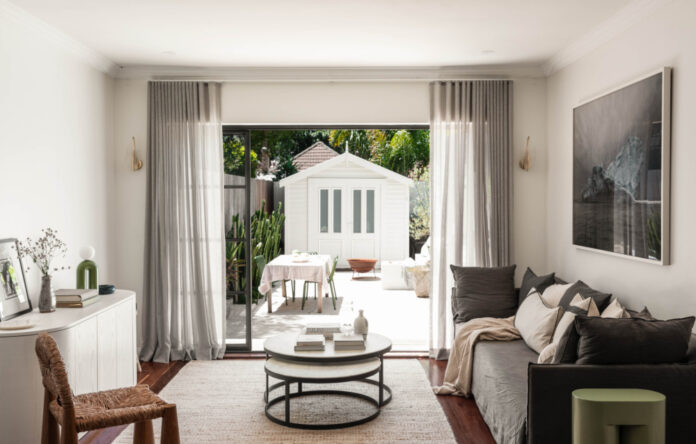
308, 179, 381, 268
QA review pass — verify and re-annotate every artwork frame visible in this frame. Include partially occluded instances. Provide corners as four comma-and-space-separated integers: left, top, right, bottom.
0, 238, 33, 321
573, 67, 671, 265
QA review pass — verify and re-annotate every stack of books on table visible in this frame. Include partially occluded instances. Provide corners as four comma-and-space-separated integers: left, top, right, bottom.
333, 333, 366, 351
55, 289, 99, 308
305, 322, 341, 339
294, 334, 325, 351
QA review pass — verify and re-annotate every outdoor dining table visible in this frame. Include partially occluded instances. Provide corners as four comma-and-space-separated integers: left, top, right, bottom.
258, 254, 332, 313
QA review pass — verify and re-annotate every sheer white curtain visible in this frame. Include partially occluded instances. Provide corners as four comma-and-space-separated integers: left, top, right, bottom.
140, 82, 225, 362
429, 81, 512, 359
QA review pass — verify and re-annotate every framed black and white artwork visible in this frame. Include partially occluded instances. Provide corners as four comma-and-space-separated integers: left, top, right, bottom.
573, 67, 671, 264
0, 238, 32, 321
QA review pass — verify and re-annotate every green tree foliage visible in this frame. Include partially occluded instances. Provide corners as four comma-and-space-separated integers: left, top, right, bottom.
329, 129, 429, 176
223, 135, 258, 176
223, 129, 429, 181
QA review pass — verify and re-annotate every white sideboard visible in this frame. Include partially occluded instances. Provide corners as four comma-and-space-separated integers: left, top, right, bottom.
0, 290, 137, 443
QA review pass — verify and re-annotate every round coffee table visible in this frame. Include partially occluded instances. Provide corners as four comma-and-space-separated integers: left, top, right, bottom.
263, 333, 392, 429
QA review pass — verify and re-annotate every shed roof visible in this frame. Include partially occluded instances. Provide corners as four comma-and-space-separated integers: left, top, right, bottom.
292, 141, 339, 171
279, 151, 413, 187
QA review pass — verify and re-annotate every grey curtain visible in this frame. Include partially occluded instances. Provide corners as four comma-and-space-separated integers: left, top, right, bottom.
140, 82, 225, 362
429, 80, 512, 359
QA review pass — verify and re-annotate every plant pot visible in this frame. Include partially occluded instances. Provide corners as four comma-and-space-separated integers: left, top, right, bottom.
39, 275, 56, 313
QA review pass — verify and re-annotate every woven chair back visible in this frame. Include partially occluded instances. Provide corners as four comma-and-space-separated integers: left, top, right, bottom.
35, 333, 74, 408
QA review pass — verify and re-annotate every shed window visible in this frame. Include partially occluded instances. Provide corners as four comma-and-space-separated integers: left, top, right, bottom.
366, 189, 375, 233
353, 190, 362, 233
333, 189, 342, 233
320, 189, 328, 233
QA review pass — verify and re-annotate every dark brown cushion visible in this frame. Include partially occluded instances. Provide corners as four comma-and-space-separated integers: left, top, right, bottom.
518, 268, 555, 305
557, 280, 612, 312
573, 316, 695, 365
451, 265, 516, 323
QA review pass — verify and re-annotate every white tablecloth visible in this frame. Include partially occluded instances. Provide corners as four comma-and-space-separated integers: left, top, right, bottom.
258, 254, 331, 295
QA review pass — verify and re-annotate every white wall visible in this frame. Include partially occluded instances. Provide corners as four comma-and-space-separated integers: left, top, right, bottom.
221, 82, 430, 125
112, 78, 548, 297
0, 11, 114, 306
545, 0, 696, 320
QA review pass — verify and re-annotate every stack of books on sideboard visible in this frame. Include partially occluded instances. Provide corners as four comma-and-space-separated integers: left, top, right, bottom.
55, 289, 99, 308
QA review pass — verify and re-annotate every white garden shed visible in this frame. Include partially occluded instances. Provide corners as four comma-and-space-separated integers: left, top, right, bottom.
279, 152, 413, 268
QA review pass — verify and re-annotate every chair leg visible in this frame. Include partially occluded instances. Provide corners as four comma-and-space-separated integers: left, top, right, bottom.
133, 419, 154, 444
161, 405, 181, 444
59, 408, 78, 444
301, 282, 308, 310
41, 390, 59, 444
291, 280, 296, 301
330, 281, 337, 310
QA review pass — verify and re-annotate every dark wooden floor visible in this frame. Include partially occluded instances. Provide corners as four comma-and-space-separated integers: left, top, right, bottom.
80, 357, 494, 444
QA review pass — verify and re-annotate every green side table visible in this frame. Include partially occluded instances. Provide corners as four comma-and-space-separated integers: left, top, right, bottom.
572, 388, 665, 444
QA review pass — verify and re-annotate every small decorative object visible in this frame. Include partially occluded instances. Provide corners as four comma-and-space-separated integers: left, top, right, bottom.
131, 136, 143, 171
17, 228, 69, 313
99, 284, 115, 295
76, 246, 98, 290
0, 238, 32, 321
353, 309, 369, 337
519, 136, 531, 171
573, 68, 671, 264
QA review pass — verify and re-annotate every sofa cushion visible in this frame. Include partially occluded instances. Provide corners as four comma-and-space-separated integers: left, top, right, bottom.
626, 306, 655, 320
450, 265, 517, 323
471, 340, 537, 444
574, 316, 695, 365
557, 280, 612, 312
514, 289, 561, 353
519, 268, 555, 305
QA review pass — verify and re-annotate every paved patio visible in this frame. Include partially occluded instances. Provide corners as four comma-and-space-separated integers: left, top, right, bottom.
226, 271, 428, 351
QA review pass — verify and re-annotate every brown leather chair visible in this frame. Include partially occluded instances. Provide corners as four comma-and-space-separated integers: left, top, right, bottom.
35, 333, 180, 444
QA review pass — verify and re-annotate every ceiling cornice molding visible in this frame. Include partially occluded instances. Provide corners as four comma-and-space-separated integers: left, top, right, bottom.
542, 0, 674, 76
0, 0, 119, 75
114, 64, 546, 81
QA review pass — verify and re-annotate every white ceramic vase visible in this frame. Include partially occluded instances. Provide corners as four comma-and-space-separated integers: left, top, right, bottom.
354, 309, 369, 337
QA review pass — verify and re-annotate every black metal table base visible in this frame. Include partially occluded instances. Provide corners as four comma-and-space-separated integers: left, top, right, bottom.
264, 379, 393, 430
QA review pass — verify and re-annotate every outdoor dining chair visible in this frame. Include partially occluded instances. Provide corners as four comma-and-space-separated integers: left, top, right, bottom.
302, 256, 338, 310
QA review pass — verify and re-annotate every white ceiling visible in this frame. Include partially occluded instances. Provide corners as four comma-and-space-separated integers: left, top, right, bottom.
10, 0, 633, 69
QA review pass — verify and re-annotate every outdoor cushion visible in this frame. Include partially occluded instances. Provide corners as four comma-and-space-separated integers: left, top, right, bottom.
471, 340, 538, 444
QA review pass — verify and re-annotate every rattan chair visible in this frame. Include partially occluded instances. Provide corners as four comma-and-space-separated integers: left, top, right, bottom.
35, 333, 180, 444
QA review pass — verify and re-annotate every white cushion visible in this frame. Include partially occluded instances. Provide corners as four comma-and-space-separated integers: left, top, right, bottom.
514, 289, 561, 354
540, 282, 575, 307
601, 298, 629, 318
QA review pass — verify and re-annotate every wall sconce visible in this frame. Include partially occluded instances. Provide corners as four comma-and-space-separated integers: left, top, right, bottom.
131, 136, 143, 171
518, 136, 531, 171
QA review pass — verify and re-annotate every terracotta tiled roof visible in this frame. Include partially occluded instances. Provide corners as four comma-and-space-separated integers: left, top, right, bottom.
292, 141, 339, 171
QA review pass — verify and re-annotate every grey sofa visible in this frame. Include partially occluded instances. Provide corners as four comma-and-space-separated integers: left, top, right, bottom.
458, 321, 696, 444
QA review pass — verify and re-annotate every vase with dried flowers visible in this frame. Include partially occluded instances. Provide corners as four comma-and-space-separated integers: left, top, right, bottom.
17, 228, 69, 313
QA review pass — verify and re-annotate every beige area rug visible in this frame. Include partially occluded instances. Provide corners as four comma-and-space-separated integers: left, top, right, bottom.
116, 359, 455, 443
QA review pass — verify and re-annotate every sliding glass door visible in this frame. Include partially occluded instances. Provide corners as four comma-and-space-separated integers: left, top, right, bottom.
223, 129, 252, 351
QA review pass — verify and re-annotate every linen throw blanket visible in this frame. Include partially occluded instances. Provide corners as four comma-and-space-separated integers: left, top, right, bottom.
433, 316, 520, 396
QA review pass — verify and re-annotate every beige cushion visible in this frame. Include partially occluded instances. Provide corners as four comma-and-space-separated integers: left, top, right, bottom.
515, 289, 561, 354
538, 342, 557, 363
601, 298, 629, 318
538, 294, 598, 364
540, 282, 575, 307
